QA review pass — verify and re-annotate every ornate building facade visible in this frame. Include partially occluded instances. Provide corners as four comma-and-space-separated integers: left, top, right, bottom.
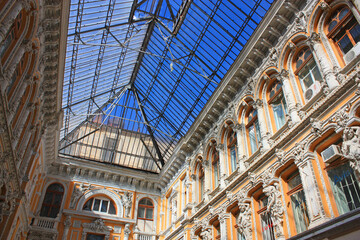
1, 0, 360, 240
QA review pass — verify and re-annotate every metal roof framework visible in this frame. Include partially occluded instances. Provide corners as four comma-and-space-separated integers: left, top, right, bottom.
59, 0, 274, 173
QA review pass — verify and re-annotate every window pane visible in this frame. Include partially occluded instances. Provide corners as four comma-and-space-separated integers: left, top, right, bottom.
350, 23, 360, 44
86, 234, 105, 240
290, 190, 309, 233
338, 35, 353, 54
288, 173, 302, 190
109, 201, 116, 214
146, 208, 153, 219
40, 206, 49, 217
138, 207, 145, 218
328, 163, 360, 214
230, 146, 237, 172
311, 64, 322, 82
48, 184, 64, 192
273, 102, 286, 130
83, 198, 93, 211
101, 200, 108, 213
248, 125, 257, 154
93, 199, 100, 211
53, 194, 63, 206
260, 212, 275, 240
49, 207, 60, 218
43, 192, 53, 204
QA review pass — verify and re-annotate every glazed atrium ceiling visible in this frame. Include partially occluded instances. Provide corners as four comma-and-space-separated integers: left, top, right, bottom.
59, 0, 274, 173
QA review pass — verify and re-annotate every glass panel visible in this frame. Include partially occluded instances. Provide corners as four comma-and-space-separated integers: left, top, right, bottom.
83, 198, 93, 211
213, 162, 219, 188
260, 212, 275, 240
53, 193, 63, 206
93, 199, 100, 211
139, 199, 147, 205
350, 23, 360, 44
339, 8, 349, 20
43, 192, 53, 204
138, 207, 145, 218
101, 200, 108, 213
146, 208, 153, 219
40, 206, 49, 217
338, 35, 353, 54
248, 125, 257, 154
109, 201, 116, 214
49, 207, 60, 218
288, 173, 302, 190
328, 20, 338, 32
290, 190, 309, 233
328, 163, 360, 214
230, 146, 237, 172
311, 63, 322, 82
272, 100, 286, 130
255, 120, 261, 147
86, 234, 105, 240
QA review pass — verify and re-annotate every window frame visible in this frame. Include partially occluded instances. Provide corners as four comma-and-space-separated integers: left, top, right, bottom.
246, 108, 261, 154
83, 196, 116, 215
267, 81, 288, 131
227, 130, 238, 173
138, 198, 154, 221
40, 183, 64, 218
327, 7, 360, 55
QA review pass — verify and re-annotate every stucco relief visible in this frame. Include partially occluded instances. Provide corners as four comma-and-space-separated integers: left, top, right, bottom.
263, 183, 285, 239
342, 127, 360, 179
120, 191, 133, 218
237, 203, 252, 239
81, 218, 113, 240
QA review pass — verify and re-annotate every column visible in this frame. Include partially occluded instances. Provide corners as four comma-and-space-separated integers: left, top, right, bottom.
62, 216, 71, 240
219, 213, 230, 240
254, 99, 270, 150
203, 160, 211, 202
307, 32, 339, 90
216, 143, 227, 188
278, 69, 301, 123
234, 123, 246, 172
296, 154, 329, 227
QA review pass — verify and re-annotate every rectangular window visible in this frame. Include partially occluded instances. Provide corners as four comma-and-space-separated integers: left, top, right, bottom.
86, 234, 105, 240
328, 162, 360, 215
287, 172, 310, 233
258, 195, 275, 240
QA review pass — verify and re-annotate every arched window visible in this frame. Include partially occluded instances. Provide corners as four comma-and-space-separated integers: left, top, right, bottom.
246, 108, 261, 154
327, 7, 360, 55
268, 81, 287, 130
83, 197, 116, 215
257, 192, 275, 240
40, 183, 64, 218
227, 130, 237, 172
138, 198, 154, 220
294, 47, 321, 102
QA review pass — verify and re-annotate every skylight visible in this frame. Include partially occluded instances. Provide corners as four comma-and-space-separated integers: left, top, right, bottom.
60, 0, 274, 173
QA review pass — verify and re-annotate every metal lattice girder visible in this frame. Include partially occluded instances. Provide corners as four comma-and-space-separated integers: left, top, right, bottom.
61, 0, 274, 172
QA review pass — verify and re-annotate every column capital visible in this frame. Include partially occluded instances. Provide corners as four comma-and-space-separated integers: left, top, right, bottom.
307, 32, 321, 46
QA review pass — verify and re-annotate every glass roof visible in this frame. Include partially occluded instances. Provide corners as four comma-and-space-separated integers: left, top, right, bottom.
59, 0, 274, 173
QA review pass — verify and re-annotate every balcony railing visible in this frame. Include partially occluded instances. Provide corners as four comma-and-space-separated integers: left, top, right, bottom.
31, 216, 59, 230
134, 232, 157, 240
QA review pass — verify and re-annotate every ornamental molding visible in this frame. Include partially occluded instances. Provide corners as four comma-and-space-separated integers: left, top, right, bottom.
69, 183, 95, 209
81, 219, 113, 240
342, 126, 360, 179
120, 191, 133, 218
237, 202, 252, 240
263, 183, 285, 239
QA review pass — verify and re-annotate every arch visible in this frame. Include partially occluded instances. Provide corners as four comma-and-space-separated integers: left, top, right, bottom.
37, 180, 68, 219
134, 194, 158, 231
76, 188, 123, 218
